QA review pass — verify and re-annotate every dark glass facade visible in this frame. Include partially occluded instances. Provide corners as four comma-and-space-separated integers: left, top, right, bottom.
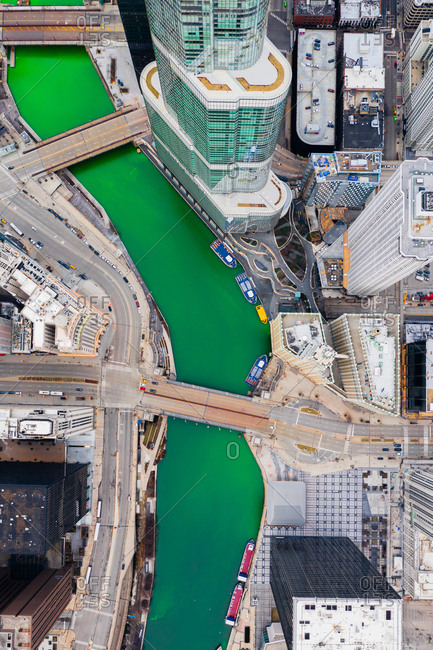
117, 0, 154, 79
270, 536, 400, 648
0, 462, 89, 555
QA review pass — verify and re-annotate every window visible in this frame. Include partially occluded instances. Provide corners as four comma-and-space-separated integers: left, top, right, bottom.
305, 633, 310, 640
345, 605, 352, 611
386, 610, 392, 620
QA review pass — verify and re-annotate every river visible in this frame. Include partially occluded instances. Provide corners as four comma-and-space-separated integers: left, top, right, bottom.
9, 46, 266, 649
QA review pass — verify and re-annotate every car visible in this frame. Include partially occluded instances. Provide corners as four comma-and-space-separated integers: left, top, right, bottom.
111, 264, 117, 269
15, 392, 22, 396
31, 226, 37, 231
129, 285, 133, 291
76, 388, 83, 391
313, 108, 320, 112
83, 239, 88, 244
150, 389, 156, 393
377, 457, 384, 460
394, 61, 397, 68
79, 274, 88, 280
105, 258, 111, 265
328, 88, 335, 93
152, 381, 158, 385
133, 293, 137, 300
94, 250, 100, 256
328, 58, 335, 63
46, 265, 53, 272
65, 222, 71, 229
118, 269, 123, 275
7, 166, 14, 170
36, 241, 43, 249
382, 448, 389, 451
29, 238, 36, 245
393, 115, 397, 122
312, 98, 319, 104
394, 108, 397, 115
426, 264, 430, 268
88, 244, 94, 251
60, 396, 67, 400
328, 41, 335, 45
71, 228, 77, 234
327, 121, 334, 128
136, 301, 140, 307
0, 391, 5, 395
70, 264, 76, 270
7, 391, 14, 394
77, 234, 83, 239
305, 106, 311, 110
123, 276, 128, 283
138, 307, 141, 314
1, 219, 6, 224
108, 304, 112, 312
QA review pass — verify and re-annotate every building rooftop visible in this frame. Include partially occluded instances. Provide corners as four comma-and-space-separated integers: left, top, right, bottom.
359, 316, 397, 410
317, 256, 344, 287
340, 0, 381, 20
405, 323, 433, 413
296, 29, 336, 147
267, 481, 306, 526
294, 0, 335, 16
344, 32, 384, 70
308, 151, 381, 182
397, 159, 433, 257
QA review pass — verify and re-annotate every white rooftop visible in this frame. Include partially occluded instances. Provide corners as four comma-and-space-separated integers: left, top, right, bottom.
296, 29, 336, 146
267, 481, 306, 526
340, 0, 381, 19
293, 597, 402, 649
359, 317, 396, 409
19, 419, 53, 437
344, 33, 384, 69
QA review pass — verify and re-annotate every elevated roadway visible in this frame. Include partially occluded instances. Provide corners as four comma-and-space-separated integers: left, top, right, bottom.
10, 107, 149, 178
0, 6, 124, 44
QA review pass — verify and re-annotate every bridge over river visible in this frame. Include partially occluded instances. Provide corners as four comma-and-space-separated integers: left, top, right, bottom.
140, 378, 433, 458
9, 107, 149, 178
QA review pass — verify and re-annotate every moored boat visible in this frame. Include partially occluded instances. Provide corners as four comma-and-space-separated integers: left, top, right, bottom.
237, 539, 255, 582
210, 239, 237, 268
225, 583, 243, 626
245, 355, 268, 386
256, 304, 268, 324
235, 272, 257, 304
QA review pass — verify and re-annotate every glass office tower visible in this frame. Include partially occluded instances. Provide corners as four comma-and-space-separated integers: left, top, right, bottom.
141, 0, 292, 233
117, 0, 154, 79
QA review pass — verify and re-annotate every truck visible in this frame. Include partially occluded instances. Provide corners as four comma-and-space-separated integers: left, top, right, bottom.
10, 223, 24, 237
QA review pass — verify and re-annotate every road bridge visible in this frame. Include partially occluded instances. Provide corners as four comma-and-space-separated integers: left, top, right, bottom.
10, 107, 149, 177
140, 379, 433, 457
0, 6, 124, 45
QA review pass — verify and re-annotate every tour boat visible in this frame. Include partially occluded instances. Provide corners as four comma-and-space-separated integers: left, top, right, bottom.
237, 539, 256, 582
256, 304, 268, 324
235, 272, 257, 304
225, 583, 243, 626
245, 355, 268, 386
210, 239, 237, 268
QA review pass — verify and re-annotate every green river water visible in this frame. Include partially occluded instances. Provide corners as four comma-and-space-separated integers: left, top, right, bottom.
9, 47, 266, 649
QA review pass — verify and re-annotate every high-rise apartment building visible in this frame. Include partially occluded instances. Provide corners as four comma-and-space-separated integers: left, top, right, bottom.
140, 0, 292, 233
331, 158, 433, 296
404, 20, 433, 155
404, 0, 433, 27
116, 0, 154, 78
0, 566, 73, 650
0, 462, 89, 555
270, 536, 401, 649
301, 151, 381, 207
403, 468, 433, 598
329, 314, 400, 415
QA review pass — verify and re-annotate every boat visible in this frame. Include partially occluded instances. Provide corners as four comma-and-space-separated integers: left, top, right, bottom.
256, 304, 268, 324
235, 272, 257, 304
210, 239, 237, 268
245, 355, 268, 387
225, 583, 243, 626
237, 539, 256, 582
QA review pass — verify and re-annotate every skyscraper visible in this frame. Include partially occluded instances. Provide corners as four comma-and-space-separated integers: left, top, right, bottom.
140, 0, 292, 233
403, 468, 433, 597
404, 20, 433, 155
301, 151, 381, 208
0, 462, 89, 555
270, 536, 401, 649
332, 158, 433, 296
